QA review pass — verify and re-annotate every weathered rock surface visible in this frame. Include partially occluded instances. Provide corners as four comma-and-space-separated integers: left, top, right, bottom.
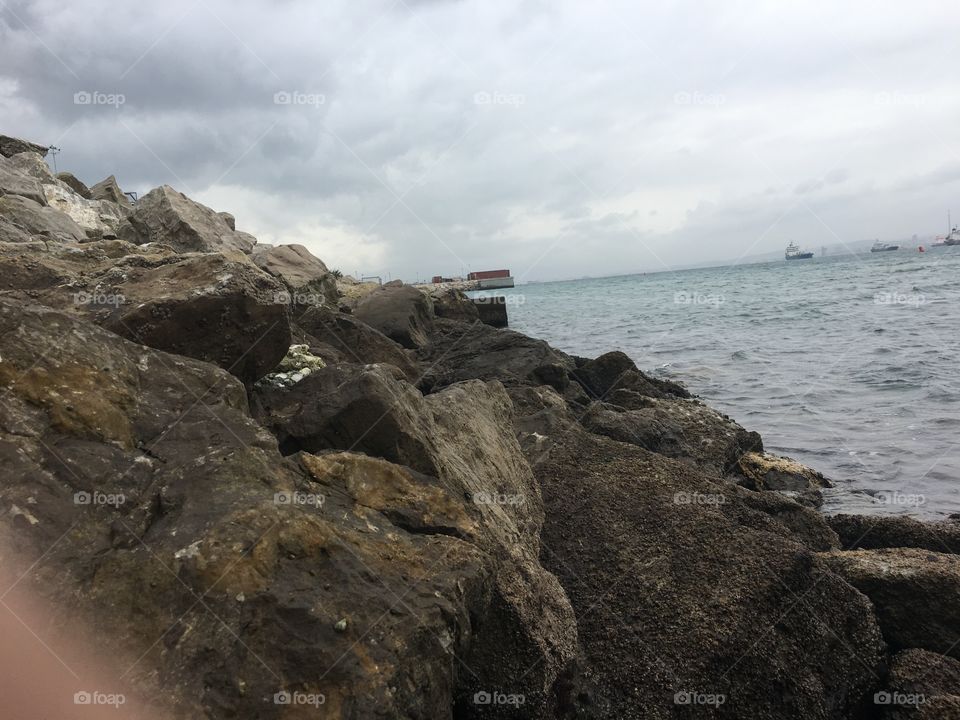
355, 284, 436, 349
430, 286, 481, 323
124, 185, 255, 254
0, 134, 48, 158
252, 243, 339, 307
581, 396, 764, 476
418, 318, 576, 391
573, 350, 690, 401
534, 427, 884, 719
56, 171, 93, 199
0, 154, 49, 205
294, 305, 421, 381
0, 195, 87, 242
821, 548, 960, 658
829, 513, 960, 553
0, 298, 577, 719
90, 174, 133, 209
882, 649, 960, 719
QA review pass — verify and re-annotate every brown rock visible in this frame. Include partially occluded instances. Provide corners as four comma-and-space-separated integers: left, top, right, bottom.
355, 284, 436, 349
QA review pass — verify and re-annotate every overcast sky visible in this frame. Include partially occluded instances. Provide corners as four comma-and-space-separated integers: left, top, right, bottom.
3, 0, 959, 281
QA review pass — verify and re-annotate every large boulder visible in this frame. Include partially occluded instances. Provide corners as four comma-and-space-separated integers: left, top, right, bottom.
0, 154, 48, 205
828, 514, 960, 553
124, 185, 255, 254
90, 174, 133, 210
534, 425, 883, 718
355, 284, 436, 349
91, 253, 291, 383
0, 298, 575, 719
0, 134, 47, 158
882, 649, 960, 719
56, 171, 93, 199
572, 349, 690, 400
821, 548, 960, 658
251, 243, 339, 307
294, 305, 421, 382
580, 396, 763, 476
251, 364, 579, 713
418, 318, 576, 391
0, 195, 86, 242
430, 286, 481, 323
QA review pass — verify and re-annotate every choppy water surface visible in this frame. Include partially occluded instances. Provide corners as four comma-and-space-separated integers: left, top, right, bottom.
496, 248, 960, 518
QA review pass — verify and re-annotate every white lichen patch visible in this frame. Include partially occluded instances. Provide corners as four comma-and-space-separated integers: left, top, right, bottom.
257, 344, 327, 389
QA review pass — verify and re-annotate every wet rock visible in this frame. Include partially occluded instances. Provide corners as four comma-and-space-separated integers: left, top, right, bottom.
828, 513, 960, 553
581, 396, 763, 476
251, 243, 338, 307
536, 428, 884, 718
294, 305, 421, 382
0, 135, 48, 158
737, 451, 832, 492
124, 185, 254, 254
573, 350, 690, 400
821, 548, 960, 658
354, 284, 436, 349
418, 318, 575, 391
56, 171, 93, 199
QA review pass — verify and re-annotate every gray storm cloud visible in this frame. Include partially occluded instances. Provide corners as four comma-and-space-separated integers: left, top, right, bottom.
2, 0, 959, 280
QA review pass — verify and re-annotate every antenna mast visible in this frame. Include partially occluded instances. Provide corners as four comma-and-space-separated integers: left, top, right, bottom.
47, 145, 61, 173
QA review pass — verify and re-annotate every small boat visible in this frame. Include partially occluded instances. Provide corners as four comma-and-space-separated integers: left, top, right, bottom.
785, 241, 814, 260
870, 240, 899, 252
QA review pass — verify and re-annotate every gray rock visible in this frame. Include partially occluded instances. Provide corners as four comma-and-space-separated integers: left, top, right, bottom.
251, 243, 338, 307
0, 135, 48, 158
355, 284, 436, 349
56, 171, 93, 199
90, 174, 133, 209
0, 195, 86, 242
0, 155, 48, 205
124, 185, 255, 254
828, 513, 960, 553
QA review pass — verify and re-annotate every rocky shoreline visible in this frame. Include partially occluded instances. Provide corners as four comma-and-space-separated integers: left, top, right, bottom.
1, 135, 959, 718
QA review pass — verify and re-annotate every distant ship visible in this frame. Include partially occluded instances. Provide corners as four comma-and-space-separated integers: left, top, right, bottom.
785, 241, 814, 260
945, 227, 960, 246
870, 240, 899, 252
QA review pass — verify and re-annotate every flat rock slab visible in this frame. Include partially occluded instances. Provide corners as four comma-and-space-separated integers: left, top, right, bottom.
821, 548, 960, 658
